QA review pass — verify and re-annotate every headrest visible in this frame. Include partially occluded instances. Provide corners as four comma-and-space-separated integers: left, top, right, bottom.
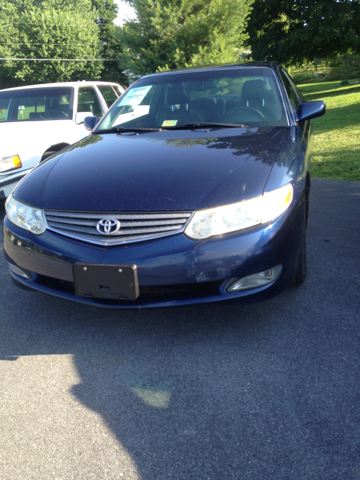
241, 80, 267, 103
191, 96, 217, 107
165, 86, 190, 105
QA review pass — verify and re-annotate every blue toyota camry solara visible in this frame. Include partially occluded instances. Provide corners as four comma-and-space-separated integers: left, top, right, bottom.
3, 63, 325, 308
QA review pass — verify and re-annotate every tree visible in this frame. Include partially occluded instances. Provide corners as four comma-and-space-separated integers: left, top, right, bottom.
247, 0, 360, 66
0, 0, 103, 88
91, 0, 128, 84
119, 0, 254, 77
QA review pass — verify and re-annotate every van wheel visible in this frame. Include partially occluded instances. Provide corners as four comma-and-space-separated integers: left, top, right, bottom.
41, 151, 56, 162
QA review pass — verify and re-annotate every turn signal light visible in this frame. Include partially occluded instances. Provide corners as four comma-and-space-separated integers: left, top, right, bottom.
0, 155, 22, 173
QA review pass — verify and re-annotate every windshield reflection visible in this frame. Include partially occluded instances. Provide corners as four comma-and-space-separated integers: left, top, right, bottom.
98, 67, 288, 132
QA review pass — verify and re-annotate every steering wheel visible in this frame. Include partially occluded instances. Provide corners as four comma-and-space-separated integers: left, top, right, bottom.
219, 107, 265, 123
43, 109, 69, 120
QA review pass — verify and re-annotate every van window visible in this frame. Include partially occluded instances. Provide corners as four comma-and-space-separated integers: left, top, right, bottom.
0, 87, 74, 122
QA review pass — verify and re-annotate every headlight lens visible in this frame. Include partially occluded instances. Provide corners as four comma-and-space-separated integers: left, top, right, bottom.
0, 155, 22, 173
5, 195, 46, 235
185, 183, 293, 240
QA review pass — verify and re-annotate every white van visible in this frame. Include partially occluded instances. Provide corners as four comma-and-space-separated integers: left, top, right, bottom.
0, 81, 124, 199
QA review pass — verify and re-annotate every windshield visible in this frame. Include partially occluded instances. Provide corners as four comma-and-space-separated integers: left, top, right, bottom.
0, 87, 74, 122
97, 67, 288, 131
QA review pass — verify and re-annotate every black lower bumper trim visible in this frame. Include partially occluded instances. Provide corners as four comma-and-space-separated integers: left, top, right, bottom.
11, 275, 35, 292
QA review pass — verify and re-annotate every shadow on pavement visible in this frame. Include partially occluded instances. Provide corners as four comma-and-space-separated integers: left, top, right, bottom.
0, 179, 359, 479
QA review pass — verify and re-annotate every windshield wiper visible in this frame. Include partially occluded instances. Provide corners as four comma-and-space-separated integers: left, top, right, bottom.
96, 126, 162, 134
96, 122, 249, 134
161, 122, 249, 130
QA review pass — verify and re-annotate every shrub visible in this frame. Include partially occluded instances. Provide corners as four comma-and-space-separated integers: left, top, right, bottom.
327, 66, 359, 81
292, 71, 315, 84
327, 53, 360, 81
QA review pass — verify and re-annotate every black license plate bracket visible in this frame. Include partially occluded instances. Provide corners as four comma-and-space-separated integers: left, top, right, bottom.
73, 264, 139, 300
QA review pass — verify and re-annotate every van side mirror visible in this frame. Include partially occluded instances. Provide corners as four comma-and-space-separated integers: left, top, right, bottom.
76, 111, 93, 125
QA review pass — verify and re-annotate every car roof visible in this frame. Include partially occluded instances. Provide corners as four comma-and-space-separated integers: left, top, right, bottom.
0, 81, 124, 93
141, 62, 280, 80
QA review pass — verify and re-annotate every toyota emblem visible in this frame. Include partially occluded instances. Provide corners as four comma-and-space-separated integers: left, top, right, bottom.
96, 218, 121, 235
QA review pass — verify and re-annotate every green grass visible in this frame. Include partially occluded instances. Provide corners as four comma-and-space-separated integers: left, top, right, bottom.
299, 80, 360, 181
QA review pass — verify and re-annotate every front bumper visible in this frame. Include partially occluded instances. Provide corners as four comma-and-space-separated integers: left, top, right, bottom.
3, 201, 305, 308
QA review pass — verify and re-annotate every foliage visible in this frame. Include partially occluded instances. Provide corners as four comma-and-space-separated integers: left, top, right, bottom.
247, 0, 360, 66
91, 0, 127, 84
0, 0, 103, 88
299, 81, 360, 181
291, 71, 318, 85
119, 0, 254, 77
327, 53, 360, 81
290, 54, 360, 84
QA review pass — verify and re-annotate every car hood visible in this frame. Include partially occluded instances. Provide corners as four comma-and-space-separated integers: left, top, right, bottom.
14, 127, 287, 211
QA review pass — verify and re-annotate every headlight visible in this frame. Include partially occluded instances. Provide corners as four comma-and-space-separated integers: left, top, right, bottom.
5, 195, 46, 235
185, 183, 293, 240
0, 155, 22, 173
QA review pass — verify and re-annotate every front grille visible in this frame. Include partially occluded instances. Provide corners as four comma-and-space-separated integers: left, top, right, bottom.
44, 210, 193, 245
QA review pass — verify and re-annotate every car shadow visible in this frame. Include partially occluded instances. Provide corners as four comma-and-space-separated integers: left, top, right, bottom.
301, 83, 360, 101
1, 178, 360, 478
0, 278, 317, 478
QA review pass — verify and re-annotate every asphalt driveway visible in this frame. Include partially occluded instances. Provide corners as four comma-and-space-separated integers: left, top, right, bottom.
0, 178, 359, 479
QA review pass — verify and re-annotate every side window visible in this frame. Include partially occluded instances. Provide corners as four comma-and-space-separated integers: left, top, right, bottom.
15, 95, 46, 121
114, 86, 124, 96
279, 69, 301, 110
0, 87, 73, 122
77, 87, 103, 117
97, 85, 118, 108
0, 98, 11, 122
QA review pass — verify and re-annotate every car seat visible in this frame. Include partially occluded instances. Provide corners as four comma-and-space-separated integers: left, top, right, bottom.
155, 86, 202, 126
241, 80, 280, 120
29, 112, 43, 120
190, 96, 220, 122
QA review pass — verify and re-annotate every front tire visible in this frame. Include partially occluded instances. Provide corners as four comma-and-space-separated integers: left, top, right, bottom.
292, 231, 307, 285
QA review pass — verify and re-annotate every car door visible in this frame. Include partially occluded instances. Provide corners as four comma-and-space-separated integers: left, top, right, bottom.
279, 67, 312, 163
76, 86, 105, 138
96, 85, 120, 109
